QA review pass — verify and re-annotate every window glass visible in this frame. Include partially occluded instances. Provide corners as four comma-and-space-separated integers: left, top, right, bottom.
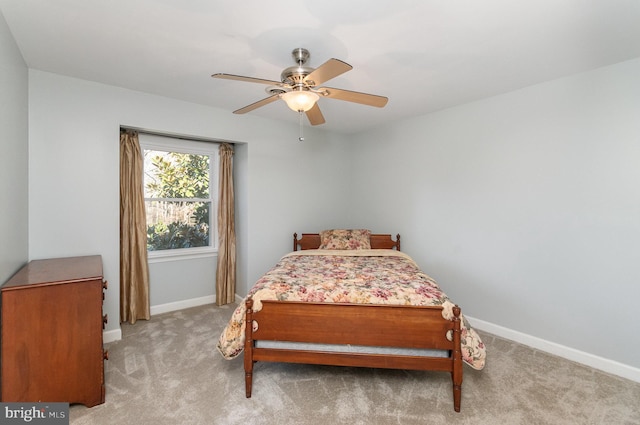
139, 136, 218, 255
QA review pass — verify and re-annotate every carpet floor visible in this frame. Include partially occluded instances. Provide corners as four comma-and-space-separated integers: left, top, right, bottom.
70, 304, 640, 424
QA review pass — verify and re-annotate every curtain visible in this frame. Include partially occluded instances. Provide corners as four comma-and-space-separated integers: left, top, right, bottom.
119, 130, 151, 324
216, 143, 236, 305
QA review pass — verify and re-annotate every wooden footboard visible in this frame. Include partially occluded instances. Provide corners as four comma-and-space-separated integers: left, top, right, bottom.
243, 299, 463, 412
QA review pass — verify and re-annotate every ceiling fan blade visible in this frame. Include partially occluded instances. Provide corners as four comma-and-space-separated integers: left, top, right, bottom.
212, 73, 282, 86
304, 59, 352, 87
319, 87, 388, 108
305, 103, 325, 126
233, 94, 280, 114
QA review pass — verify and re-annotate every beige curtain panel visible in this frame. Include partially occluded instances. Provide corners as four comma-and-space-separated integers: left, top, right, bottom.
119, 130, 151, 324
216, 143, 236, 305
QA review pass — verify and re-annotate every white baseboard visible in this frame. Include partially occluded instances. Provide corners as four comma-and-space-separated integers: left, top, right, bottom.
150, 295, 216, 316
103, 328, 122, 344
467, 315, 640, 384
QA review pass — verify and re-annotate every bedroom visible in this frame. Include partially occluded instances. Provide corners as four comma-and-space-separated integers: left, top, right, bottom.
1, 0, 639, 420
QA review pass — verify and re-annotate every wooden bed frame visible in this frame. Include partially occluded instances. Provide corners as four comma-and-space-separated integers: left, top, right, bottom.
243, 233, 463, 412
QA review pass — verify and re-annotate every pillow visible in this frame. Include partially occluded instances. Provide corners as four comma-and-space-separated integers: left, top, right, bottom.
319, 229, 371, 250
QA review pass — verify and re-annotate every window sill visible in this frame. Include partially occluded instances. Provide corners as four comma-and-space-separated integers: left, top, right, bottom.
148, 247, 218, 264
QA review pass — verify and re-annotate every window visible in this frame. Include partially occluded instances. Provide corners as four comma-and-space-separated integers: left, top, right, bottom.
140, 134, 218, 260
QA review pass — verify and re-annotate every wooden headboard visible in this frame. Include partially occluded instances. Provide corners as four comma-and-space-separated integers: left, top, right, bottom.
293, 233, 401, 251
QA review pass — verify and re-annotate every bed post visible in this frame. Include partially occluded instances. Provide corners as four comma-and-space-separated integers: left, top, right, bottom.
451, 305, 463, 412
293, 233, 299, 252
244, 298, 255, 398
396, 234, 401, 251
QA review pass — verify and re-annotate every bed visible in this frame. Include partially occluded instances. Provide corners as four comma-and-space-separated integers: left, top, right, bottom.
217, 230, 486, 412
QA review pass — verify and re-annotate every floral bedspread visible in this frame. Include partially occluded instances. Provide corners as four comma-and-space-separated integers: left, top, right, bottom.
217, 250, 486, 370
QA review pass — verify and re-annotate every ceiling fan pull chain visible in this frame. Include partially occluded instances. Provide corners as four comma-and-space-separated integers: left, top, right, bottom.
299, 111, 305, 141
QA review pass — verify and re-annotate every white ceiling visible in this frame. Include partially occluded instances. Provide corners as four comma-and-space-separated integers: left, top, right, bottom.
2, 0, 640, 134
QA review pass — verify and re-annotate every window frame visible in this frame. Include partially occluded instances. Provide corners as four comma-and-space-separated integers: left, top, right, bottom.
139, 134, 219, 263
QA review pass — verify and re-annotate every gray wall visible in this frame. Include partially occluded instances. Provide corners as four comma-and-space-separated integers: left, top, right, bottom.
27, 70, 352, 337
0, 10, 28, 283
349, 58, 640, 371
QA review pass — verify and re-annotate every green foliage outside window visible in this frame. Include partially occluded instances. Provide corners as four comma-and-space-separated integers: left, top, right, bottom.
145, 151, 211, 251
146, 221, 209, 250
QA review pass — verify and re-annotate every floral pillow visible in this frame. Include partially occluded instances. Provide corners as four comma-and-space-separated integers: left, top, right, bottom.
319, 229, 372, 250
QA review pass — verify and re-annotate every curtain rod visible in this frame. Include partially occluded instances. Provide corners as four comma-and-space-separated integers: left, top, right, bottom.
120, 126, 235, 145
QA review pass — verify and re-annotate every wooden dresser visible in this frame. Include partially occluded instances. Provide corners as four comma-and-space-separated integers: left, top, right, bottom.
0, 255, 108, 407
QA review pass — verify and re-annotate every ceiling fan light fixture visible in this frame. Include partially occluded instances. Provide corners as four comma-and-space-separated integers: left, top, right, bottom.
212, 48, 387, 125
281, 90, 319, 112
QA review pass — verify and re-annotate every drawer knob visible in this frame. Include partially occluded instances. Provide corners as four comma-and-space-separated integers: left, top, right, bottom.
102, 314, 108, 329
102, 280, 108, 290
104, 350, 109, 360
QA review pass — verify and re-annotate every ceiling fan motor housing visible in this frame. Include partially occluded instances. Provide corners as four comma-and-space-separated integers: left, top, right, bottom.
281, 66, 314, 87
281, 48, 315, 87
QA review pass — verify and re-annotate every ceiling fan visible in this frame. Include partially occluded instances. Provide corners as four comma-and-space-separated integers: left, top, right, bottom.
212, 48, 388, 126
